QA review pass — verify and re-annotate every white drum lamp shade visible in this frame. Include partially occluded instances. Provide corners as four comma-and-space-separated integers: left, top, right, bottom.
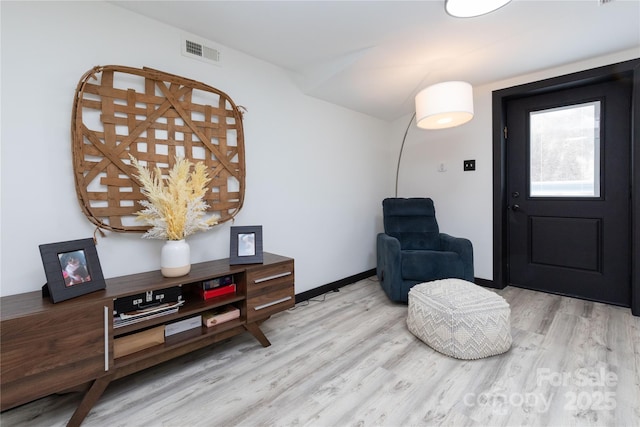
445, 0, 512, 18
415, 81, 474, 130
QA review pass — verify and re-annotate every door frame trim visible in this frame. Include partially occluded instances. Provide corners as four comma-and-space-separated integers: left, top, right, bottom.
492, 58, 640, 315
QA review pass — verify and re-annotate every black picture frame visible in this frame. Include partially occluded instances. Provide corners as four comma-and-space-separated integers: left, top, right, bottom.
39, 238, 106, 303
229, 226, 263, 265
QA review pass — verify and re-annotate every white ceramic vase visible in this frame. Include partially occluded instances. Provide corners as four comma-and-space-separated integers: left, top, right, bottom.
160, 239, 191, 277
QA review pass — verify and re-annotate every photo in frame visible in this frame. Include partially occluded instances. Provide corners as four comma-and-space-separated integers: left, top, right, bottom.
229, 226, 263, 265
39, 238, 106, 303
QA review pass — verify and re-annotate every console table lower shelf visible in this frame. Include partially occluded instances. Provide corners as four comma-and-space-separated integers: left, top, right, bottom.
0, 253, 295, 427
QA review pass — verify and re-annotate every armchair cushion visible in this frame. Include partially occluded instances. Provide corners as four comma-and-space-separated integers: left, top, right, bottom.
383, 198, 440, 250
401, 250, 465, 281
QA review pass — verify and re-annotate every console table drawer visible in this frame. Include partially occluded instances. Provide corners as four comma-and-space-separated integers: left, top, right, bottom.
247, 284, 294, 322
246, 262, 294, 295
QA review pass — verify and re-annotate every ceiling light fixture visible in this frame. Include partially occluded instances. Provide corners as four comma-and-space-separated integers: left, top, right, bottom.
445, 0, 512, 18
395, 81, 474, 195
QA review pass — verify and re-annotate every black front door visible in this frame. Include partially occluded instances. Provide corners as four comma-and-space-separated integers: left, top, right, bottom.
506, 78, 631, 306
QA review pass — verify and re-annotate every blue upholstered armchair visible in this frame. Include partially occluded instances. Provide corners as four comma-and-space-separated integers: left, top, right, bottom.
376, 198, 474, 303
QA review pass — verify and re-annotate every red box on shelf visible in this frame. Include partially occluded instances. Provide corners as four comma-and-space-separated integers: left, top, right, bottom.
198, 283, 236, 300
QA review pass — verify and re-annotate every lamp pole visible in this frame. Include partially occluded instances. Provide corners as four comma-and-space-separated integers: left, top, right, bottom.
394, 112, 416, 197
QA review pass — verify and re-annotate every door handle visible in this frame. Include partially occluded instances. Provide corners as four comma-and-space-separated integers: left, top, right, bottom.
509, 204, 521, 211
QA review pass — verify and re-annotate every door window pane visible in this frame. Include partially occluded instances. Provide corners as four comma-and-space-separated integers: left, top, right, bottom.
529, 101, 601, 197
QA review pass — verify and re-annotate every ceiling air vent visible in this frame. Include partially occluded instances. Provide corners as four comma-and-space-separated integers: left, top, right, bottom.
182, 36, 221, 66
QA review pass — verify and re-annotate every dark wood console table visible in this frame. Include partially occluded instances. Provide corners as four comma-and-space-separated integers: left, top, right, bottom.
0, 252, 294, 426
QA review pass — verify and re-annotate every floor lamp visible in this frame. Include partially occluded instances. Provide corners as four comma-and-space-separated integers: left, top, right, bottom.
395, 81, 474, 197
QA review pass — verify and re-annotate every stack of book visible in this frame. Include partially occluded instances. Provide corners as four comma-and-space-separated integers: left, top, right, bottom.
113, 300, 185, 328
198, 276, 236, 300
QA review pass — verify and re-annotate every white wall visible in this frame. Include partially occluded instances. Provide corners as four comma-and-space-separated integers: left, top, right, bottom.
397, 48, 640, 280
3, 2, 637, 298
0, 1, 392, 297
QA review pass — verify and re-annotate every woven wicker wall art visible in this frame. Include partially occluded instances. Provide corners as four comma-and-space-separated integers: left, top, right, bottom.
72, 65, 245, 233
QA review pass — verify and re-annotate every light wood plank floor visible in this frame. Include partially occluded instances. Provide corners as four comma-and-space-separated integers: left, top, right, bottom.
2, 278, 639, 427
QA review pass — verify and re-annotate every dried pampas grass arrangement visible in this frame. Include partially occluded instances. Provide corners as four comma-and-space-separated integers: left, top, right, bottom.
130, 155, 219, 240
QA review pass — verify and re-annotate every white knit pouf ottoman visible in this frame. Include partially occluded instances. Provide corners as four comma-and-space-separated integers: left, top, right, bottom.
407, 279, 512, 360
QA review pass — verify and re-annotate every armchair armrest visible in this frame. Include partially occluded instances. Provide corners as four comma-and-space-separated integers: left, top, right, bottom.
377, 233, 403, 300
439, 233, 474, 282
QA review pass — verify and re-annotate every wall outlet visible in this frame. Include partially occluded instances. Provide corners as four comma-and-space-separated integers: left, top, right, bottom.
464, 160, 476, 171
